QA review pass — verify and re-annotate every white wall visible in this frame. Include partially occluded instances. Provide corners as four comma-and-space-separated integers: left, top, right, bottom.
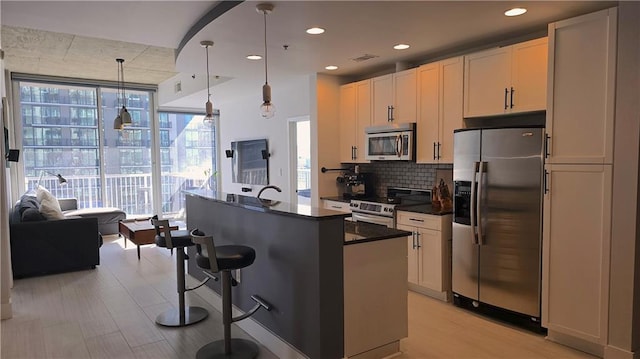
217, 75, 311, 201
312, 74, 342, 207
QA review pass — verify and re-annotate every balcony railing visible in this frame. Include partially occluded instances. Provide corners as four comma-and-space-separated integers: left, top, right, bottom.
297, 167, 311, 190
25, 173, 211, 217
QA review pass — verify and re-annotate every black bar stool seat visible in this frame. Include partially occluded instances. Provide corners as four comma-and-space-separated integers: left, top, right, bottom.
156, 229, 193, 248
152, 217, 209, 327
195, 245, 255, 271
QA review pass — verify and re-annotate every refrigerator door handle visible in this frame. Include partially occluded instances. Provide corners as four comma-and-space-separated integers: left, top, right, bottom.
477, 161, 485, 245
470, 161, 479, 244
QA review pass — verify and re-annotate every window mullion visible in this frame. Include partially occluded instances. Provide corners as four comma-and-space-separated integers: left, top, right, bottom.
96, 86, 108, 207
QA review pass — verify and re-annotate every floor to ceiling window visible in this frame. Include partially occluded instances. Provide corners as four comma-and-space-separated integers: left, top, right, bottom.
101, 88, 154, 215
19, 82, 103, 207
158, 112, 217, 219
15, 78, 217, 218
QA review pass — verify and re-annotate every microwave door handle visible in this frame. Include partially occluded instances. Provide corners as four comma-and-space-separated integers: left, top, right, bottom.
396, 135, 402, 157
470, 162, 479, 244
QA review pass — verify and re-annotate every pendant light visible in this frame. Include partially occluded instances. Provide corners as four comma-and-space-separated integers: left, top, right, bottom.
113, 58, 131, 130
257, 3, 276, 119
200, 40, 215, 124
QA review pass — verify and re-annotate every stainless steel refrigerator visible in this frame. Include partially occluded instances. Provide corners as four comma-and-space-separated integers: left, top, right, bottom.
452, 126, 543, 322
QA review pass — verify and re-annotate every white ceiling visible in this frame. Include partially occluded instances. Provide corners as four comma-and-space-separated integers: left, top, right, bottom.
1, 0, 617, 108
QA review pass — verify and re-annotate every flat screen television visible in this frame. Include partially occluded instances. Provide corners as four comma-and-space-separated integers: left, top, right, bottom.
231, 139, 269, 185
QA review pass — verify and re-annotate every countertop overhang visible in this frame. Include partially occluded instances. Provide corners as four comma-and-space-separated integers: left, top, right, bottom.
344, 221, 411, 245
185, 189, 350, 220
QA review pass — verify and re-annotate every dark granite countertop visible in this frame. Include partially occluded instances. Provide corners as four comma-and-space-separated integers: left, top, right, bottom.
396, 203, 453, 216
185, 189, 350, 220
344, 220, 411, 245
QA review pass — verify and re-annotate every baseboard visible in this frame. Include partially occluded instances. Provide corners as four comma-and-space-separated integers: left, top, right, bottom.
346, 341, 400, 359
605, 345, 638, 359
546, 329, 604, 358
408, 283, 449, 302
187, 275, 308, 359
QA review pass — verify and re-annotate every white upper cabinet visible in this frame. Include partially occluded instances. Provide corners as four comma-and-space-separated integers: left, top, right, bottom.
372, 68, 417, 125
464, 37, 548, 118
546, 9, 617, 165
339, 80, 372, 163
417, 56, 463, 164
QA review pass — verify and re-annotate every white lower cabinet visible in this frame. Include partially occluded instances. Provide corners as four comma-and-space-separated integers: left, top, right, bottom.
396, 211, 452, 301
542, 164, 612, 354
322, 199, 351, 213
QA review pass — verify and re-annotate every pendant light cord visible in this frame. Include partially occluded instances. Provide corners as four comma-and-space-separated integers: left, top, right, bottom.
120, 60, 126, 108
116, 60, 121, 108
263, 11, 268, 85
206, 45, 211, 100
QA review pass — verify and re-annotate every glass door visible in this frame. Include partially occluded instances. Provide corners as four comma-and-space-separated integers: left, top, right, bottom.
158, 112, 217, 219
101, 88, 153, 216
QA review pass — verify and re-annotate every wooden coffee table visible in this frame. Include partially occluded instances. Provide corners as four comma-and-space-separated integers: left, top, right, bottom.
118, 218, 178, 260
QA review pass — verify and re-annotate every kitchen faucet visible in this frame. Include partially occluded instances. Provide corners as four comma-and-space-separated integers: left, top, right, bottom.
257, 185, 282, 199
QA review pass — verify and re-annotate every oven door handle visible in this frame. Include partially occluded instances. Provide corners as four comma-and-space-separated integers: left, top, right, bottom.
351, 212, 394, 227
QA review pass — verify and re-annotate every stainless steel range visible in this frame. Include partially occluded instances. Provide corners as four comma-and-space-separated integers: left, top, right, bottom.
350, 187, 432, 228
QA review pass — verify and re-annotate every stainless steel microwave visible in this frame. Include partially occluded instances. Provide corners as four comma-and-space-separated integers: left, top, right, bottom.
365, 123, 415, 161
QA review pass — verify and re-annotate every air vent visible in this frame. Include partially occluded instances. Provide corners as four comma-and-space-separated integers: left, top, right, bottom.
174, 81, 182, 93
351, 54, 379, 62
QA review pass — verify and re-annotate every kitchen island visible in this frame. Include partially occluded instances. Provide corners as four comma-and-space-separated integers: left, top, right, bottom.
185, 190, 410, 359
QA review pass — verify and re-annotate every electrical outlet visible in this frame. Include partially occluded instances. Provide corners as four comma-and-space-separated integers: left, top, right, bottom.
234, 269, 241, 283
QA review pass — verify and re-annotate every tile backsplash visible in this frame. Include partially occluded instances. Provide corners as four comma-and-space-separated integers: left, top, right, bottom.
356, 162, 453, 197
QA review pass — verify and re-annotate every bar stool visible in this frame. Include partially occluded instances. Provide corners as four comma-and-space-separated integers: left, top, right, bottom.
190, 229, 271, 359
151, 216, 209, 327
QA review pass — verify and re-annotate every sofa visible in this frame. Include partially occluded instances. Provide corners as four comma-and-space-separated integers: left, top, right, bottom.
59, 198, 126, 235
9, 192, 102, 278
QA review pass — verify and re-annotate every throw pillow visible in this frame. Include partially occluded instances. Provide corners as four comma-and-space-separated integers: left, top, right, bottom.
18, 195, 39, 215
21, 208, 46, 222
36, 186, 65, 220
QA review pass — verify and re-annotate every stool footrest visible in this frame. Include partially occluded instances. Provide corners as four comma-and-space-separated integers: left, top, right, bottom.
187, 276, 210, 292
232, 295, 272, 323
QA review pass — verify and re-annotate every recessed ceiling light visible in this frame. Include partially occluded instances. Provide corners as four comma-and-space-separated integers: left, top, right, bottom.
306, 27, 325, 35
325, 65, 338, 71
246, 54, 262, 60
393, 44, 410, 50
504, 8, 527, 17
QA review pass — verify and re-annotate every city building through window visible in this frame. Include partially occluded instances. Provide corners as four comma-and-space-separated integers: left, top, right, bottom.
16, 81, 216, 218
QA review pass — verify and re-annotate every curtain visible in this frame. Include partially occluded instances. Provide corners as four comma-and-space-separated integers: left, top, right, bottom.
1, 69, 14, 319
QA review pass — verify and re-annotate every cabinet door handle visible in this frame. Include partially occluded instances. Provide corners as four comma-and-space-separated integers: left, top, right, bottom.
387, 106, 391, 122
510, 87, 515, 108
416, 232, 421, 249
412, 232, 417, 249
353, 146, 357, 160
504, 88, 508, 110
544, 169, 549, 194
437, 142, 441, 159
433, 142, 437, 160
409, 218, 424, 222
331, 205, 341, 209
544, 134, 550, 159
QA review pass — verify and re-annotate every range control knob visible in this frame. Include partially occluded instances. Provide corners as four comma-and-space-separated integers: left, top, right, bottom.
389, 208, 394, 213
